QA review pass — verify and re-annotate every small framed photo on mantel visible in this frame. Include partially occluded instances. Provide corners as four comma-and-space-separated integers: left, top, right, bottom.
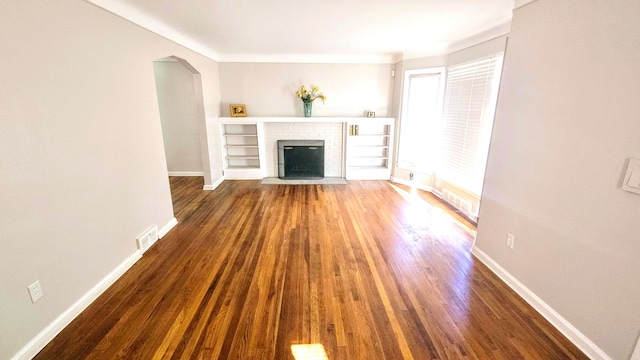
230, 104, 247, 117
366, 111, 376, 118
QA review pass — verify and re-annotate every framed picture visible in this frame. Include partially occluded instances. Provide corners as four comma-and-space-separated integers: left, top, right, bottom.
366, 111, 376, 118
230, 104, 247, 117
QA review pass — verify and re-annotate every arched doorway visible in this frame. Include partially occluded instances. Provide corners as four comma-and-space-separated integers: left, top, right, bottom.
153, 56, 213, 187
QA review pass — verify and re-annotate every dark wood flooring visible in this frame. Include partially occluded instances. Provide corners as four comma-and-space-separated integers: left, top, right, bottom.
35, 177, 587, 359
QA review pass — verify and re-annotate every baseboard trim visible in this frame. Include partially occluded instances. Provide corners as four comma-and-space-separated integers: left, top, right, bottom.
471, 246, 612, 360
158, 217, 178, 239
11, 218, 179, 360
631, 337, 640, 360
11, 251, 142, 360
203, 176, 224, 191
168, 171, 204, 177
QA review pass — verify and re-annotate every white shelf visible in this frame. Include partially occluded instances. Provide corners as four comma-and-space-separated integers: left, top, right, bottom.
225, 153, 258, 157
219, 117, 394, 124
226, 165, 260, 169
345, 119, 394, 180
226, 155, 260, 159
220, 123, 266, 179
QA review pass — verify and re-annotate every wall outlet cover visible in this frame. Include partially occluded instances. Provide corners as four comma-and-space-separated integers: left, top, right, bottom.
28, 281, 43, 303
506, 233, 515, 249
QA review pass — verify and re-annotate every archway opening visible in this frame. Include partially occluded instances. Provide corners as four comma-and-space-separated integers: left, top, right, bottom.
153, 56, 212, 187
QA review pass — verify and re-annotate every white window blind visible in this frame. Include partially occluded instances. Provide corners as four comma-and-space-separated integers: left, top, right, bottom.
440, 55, 503, 194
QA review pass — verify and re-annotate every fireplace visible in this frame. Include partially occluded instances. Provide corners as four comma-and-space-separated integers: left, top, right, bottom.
277, 140, 325, 179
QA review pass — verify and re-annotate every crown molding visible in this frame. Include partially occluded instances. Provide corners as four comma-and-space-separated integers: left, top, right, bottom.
85, 0, 510, 66
446, 21, 511, 55
216, 53, 398, 64
84, 0, 220, 61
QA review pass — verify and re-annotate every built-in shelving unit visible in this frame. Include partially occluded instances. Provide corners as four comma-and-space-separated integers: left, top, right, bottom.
345, 118, 394, 180
218, 117, 394, 180
219, 119, 266, 179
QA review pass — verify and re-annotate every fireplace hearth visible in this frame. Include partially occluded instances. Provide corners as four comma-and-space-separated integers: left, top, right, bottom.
277, 140, 325, 179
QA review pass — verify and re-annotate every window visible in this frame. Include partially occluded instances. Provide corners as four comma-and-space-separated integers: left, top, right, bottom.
397, 68, 445, 171
440, 55, 503, 195
397, 55, 503, 197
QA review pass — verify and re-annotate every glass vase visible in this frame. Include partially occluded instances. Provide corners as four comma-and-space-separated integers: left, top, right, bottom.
303, 101, 312, 117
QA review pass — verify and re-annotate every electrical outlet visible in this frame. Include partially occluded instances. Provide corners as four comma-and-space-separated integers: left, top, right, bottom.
409, 172, 414, 180
28, 281, 43, 303
506, 233, 515, 249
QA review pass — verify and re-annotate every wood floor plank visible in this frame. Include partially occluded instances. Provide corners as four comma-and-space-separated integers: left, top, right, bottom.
34, 178, 588, 360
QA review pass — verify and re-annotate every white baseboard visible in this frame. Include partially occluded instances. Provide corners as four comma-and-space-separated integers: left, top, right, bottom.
203, 176, 224, 191
471, 246, 612, 360
631, 337, 640, 360
11, 251, 142, 360
11, 217, 179, 360
168, 171, 204, 177
158, 217, 178, 238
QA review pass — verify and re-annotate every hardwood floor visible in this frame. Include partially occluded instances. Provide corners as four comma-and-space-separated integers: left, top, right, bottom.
35, 177, 587, 359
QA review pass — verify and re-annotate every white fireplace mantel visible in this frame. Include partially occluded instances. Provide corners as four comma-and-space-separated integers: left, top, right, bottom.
218, 116, 390, 124
218, 117, 395, 180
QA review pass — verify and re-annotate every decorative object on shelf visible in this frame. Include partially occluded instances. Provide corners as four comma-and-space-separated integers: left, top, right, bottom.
296, 85, 326, 117
367, 111, 376, 118
303, 102, 313, 117
230, 104, 247, 117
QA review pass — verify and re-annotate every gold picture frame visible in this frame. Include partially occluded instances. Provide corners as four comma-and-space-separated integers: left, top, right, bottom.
230, 104, 247, 117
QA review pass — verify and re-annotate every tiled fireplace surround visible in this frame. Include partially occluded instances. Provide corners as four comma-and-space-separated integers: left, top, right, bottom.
264, 122, 344, 178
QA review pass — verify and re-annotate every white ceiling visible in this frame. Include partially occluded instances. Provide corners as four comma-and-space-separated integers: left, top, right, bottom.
86, 0, 514, 63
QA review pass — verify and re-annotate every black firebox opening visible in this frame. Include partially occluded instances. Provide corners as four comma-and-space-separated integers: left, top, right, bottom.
278, 140, 325, 179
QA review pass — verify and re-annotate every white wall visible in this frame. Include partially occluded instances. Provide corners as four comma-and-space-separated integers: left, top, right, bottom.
218, 63, 394, 117
154, 60, 204, 174
475, 1, 640, 359
0, 1, 221, 358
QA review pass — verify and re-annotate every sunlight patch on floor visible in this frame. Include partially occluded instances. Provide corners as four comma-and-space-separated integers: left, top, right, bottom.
388, 183, 476, 235
389, 183, 431, 207
291, 344, 329, 360
389, 183, 447, 220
